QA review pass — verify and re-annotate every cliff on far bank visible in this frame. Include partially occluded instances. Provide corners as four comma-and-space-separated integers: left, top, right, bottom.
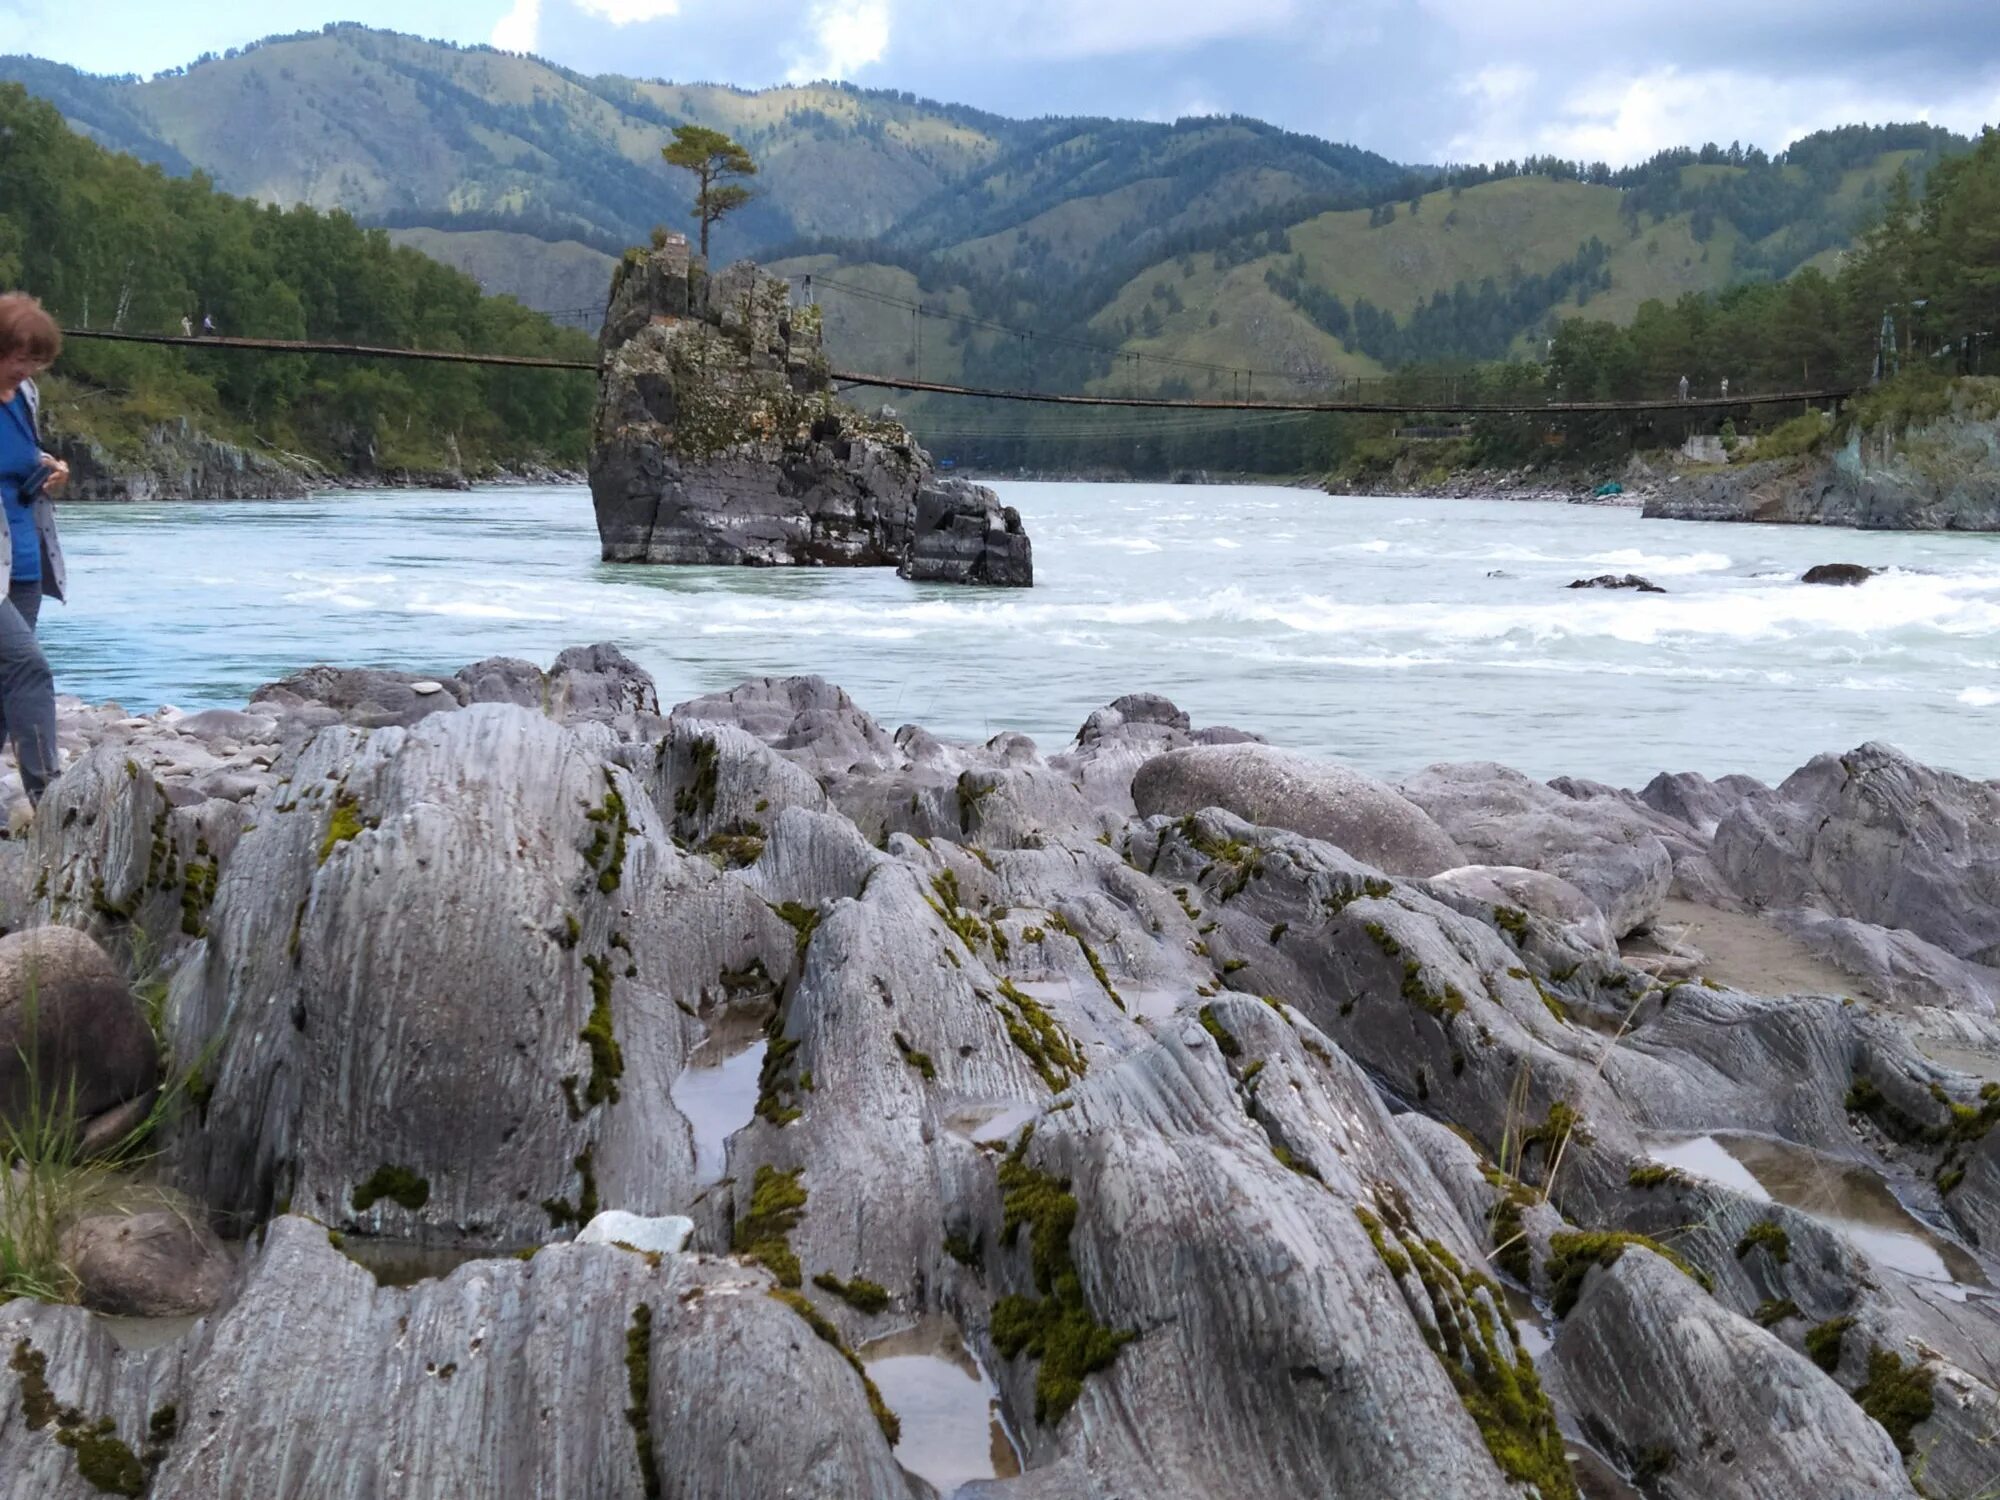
1644, 379, 2000, 531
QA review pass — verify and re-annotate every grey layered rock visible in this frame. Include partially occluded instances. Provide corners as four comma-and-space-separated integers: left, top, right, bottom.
1551, 1248, 1919, 1498
10, 656, 2000, 1499
1428, 864, 1617, 955
1712, 742, 2000, 964
898, 480, 1034, 585
0, 925, 156, 1130
166, 705, 789, 1243
590, 245, 1030, 584
1400, 761, 1674, 936
0, 1217, 918, 1499
1133, 744, 1465, 877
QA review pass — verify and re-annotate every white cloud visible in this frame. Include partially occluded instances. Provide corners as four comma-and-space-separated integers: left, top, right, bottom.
575, 0, 682, 21
966, 0, 1299, 61
491, 0, 542, 52
1444, 63, 1999, 165
785, 0, 890, 82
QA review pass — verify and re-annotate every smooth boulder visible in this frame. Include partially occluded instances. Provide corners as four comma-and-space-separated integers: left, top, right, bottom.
62, 1209, 233, 1317
1399, 761, 1674, 936
0, 926, 157, 1129
1133, 744, 1465, 877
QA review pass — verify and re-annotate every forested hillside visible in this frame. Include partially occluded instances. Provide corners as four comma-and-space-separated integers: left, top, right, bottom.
1, 24, 1988, 479
0, 83, 594, 475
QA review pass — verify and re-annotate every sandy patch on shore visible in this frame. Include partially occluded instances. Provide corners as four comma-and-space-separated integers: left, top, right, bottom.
1648, 897, 1875, 1001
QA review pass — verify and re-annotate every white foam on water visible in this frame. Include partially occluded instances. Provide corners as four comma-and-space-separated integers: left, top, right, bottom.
1960, 686, 2000, 706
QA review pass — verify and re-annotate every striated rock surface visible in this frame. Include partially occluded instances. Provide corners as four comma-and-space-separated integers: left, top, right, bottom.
590, 242, 1031, 585
3, 647, 1998, 1499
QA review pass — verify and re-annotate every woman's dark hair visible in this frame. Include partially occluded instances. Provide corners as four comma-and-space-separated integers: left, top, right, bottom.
0, 293, 62, 366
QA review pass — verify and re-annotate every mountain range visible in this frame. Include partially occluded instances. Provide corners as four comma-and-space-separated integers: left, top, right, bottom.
0, 25, 1977, 399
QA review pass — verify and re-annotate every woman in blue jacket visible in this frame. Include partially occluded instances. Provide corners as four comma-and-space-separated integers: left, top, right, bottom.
0, 292, 72, 813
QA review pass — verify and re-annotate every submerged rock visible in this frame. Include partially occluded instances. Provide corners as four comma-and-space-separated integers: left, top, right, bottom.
1566, 573, 1667, 593
590, 242, 1031, 586
1802, 562, 1875, 585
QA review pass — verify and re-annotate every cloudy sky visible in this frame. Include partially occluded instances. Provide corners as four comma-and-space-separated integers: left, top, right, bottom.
6, 0, 1997, 165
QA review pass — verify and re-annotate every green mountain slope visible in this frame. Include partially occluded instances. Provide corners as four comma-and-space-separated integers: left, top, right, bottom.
1, 28, 1977, 421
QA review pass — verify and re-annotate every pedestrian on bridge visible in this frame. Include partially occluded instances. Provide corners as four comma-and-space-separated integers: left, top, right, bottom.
1678, 374, 1690, 402
1720, 377, 1730, 399
0, 293, 71, 825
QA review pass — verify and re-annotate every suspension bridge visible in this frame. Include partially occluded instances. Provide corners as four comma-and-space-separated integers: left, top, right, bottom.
53, 327, 1851, 416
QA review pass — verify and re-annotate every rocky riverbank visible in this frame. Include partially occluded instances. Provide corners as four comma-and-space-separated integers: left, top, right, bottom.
1642, 383, 2000, 531
3, 648, 1999, 1498
47, 418, 585, 502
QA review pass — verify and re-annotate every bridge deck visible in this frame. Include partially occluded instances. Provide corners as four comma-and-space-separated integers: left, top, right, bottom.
57, 329, 1850, 415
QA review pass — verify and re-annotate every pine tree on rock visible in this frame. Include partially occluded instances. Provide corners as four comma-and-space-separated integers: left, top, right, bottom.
662, 125, 759, 259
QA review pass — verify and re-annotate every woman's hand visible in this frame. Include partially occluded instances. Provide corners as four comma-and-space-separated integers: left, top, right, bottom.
35, 452, 68, 498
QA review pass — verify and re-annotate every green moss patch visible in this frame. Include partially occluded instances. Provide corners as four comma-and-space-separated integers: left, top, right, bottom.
1752, 1298, 1801, 1328
812, 1271, 891, 1314
579, 955, 626, 1108
735, 1165, 807, 1287
672, 736, 719, 827
541, 1144, 599, 1229
772, 901, 821, 957
1856, 1345, 1934, 1456
995, 980, 1087, 1093
584, 778, 631, 894
1735, 1220, 1791, 1265
1196, 1004, 1242, 1058
351, 1164, 430, 1214
990, 1131, 1134, 1425
1804, 1314, 1853, 1372
11, 1338, 158, 1496
625, 1304, 663, 1499
318, 792, 369, 865
1360, 1191, 1577, 1499
1546, 1230, 1711, 1318
893, 1032, 936, 1081
1627, 1162, 1689, 1190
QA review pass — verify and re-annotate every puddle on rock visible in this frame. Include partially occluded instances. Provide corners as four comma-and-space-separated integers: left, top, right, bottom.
1570, 1444, 1645, 1500
1645, 1132, 1987, 1291
341, 1243, 510, 1288
1916, 1041, 2000, 1085
946, 1099, 1039, 1146
671, 1034, 768, 1187
95, 1313, 201, 1352
862, 1318, 1021, 1496
1500, 1283, 1553, 1362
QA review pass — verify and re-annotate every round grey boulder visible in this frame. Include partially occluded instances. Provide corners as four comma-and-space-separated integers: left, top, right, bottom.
1132, 745, 1465, 877
0, 925, 157, 1130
